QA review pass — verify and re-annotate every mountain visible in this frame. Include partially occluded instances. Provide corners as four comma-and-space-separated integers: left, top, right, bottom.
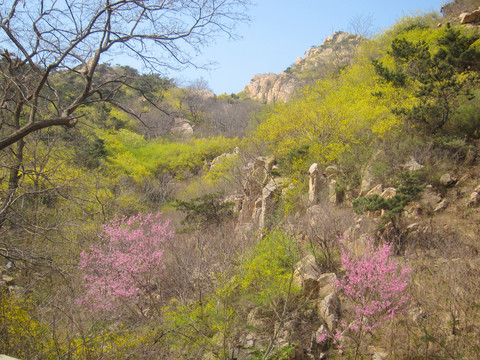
243, 31, 363, 103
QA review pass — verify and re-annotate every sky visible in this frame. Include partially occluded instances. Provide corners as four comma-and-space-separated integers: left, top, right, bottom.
144, 0, 447, 95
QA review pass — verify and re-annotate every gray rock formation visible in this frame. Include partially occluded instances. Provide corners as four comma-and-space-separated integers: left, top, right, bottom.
318, 293, 340, 332
308, 163, 324, 205
328, 179, 338, 204
294, 254, 320, 296
259, 178, 285, 231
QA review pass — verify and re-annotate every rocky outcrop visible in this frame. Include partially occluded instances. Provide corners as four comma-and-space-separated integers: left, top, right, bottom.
318, 293, 340, 332
404, 157, 424, 172
259, 178, 286, 231
440, 173, 456, 187
293, 255, 338, 291
420, 185, 442, 211
224, 147, 480, 360
170, 117, 193, 137
381, 187, 396, 199
365, 184, 383, 197
434, 198, 449, 212
209, 147, 239, 169
245, 72, 299, 104
236, 156, 287, 233
244, 32, 362, 104
459, 7, 480, 24
468, 190, 480, 207
309, 163, 324, 206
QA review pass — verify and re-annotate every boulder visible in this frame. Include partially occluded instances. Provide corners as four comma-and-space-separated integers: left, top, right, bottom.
317, 273, 338, 298
403, 202, 423, 217
0, 356, 21, 360
252, 156, 276, 184
318, 293, 340, 331
404, 157, 424, 171
439, 173, 456, 187
409, 307, 426, 323
307, 204, 323, 230
381, 187, 396, 199
420, 185, 442, 211
328, 179, 337, 203
359, 151, 383, 195
406, 223, 420, 232
370, 348, 389, 360
468, 191, 480, 208
294, 254, 320, 295
170, 117, 193, 137
360, 167, 375, 196
1, 275, 14, 284
253, 198, 263, 224
434, 198, 449, 212
366, 184, 383, 197
241, 156, 276, 199
293, 255, 337, 299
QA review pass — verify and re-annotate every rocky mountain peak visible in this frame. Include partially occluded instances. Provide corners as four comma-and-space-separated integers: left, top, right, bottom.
244, 31, 363, 104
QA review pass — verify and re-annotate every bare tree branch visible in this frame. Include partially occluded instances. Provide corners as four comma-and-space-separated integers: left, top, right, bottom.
0, 0, 251, 151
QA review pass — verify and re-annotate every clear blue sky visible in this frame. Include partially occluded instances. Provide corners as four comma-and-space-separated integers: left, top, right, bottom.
151, 1, 447, 94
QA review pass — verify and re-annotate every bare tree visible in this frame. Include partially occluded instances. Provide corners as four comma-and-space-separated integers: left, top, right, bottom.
0, 0, 251, 151
0, 0, 250, 232
348, 13, 375, 39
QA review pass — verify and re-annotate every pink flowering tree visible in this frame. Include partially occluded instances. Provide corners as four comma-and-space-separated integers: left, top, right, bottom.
78, 212, 173, 314
318, 236, 410, 358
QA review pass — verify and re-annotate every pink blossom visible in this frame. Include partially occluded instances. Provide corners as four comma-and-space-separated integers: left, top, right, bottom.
318, 235, 410, 347
78, 212, 173, 313
337, 235, 410, 333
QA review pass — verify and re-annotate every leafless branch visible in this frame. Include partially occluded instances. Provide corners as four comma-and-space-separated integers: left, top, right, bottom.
0, 0, 251, 150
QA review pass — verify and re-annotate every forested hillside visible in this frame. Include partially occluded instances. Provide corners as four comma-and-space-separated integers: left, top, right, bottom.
2, 1, 480, 359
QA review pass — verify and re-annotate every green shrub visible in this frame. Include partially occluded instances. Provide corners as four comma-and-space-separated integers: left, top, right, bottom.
0, 287, 53, 359
240, 231, 299, 308
173, 192, 235, 228
101, 130, 240, 180
353, 172, 424, 226
159, 231, 300, 358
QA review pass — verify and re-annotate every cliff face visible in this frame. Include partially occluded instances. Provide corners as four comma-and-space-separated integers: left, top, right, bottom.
244, 31, 363, 104
244, 72, 298, 104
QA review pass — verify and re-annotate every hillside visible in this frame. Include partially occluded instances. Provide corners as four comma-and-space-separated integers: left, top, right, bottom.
1, 2, 480, 360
